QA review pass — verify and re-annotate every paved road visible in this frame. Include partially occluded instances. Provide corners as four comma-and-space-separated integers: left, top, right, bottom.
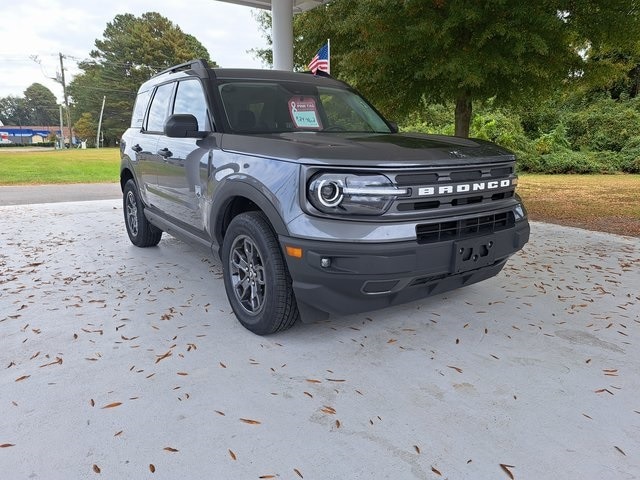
0, 182, 121, 205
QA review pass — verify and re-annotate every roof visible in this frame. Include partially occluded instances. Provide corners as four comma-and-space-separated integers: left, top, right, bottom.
215, 0, 330, 13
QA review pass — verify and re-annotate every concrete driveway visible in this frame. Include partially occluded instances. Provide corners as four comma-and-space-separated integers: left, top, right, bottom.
1, 198, 638, 479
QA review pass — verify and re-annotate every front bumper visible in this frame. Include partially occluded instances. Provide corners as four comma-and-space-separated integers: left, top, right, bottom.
280, 221, 530, 322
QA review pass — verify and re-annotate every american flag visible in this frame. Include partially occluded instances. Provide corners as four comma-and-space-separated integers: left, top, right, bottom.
308, 42, 330, 74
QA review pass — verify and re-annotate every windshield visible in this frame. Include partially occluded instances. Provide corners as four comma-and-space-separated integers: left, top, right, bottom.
218, 81, 391, 134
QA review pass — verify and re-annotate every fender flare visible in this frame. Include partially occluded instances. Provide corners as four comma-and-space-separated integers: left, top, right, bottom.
210, 178, 289, 246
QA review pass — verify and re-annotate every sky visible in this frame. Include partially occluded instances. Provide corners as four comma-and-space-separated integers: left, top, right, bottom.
0, 0, 269, 102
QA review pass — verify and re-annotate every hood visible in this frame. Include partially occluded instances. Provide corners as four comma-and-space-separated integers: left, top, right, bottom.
220, 132, 515, 167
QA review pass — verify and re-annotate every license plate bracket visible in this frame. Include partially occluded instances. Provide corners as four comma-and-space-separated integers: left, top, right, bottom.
452, 237, 497, 273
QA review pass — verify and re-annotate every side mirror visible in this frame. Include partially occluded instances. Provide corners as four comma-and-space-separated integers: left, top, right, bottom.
164, 114, 207, 138
388, 121, 399, 133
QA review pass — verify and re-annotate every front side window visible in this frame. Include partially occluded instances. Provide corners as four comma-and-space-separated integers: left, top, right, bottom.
145, 83, 174, 132
218, 81, 391, 134
173, 80, 209, 131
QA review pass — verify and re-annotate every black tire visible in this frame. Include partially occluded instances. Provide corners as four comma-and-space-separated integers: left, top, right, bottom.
221, 211, 299, 335
123, 179, 162, 247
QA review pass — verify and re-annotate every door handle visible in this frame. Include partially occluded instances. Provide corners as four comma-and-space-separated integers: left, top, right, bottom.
132, 144, 142, 153
157, 147, 172, 158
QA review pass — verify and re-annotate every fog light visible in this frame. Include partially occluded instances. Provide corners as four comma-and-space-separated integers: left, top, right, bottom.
320, 257, 331, 268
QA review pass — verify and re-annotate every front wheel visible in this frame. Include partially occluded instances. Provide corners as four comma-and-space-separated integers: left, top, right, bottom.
221, 211, 299, 335
123, 179, 162, 247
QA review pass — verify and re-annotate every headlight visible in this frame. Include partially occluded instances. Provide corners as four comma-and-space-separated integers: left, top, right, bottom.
308, 172, 408, 215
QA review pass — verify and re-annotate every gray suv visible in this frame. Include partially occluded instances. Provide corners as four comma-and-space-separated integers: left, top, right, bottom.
120, 59, 530, 335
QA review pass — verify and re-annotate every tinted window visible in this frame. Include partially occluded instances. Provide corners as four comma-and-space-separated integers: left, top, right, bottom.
218, 81, 391, 134
173, 80, 209, 131
146, 83, 174, 132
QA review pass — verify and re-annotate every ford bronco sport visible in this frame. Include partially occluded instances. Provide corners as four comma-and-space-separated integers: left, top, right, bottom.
120, 59, 530, 335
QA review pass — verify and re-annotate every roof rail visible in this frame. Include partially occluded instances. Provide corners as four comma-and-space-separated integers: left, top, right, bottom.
303, 69, 334, 79
152, 59, 210, 78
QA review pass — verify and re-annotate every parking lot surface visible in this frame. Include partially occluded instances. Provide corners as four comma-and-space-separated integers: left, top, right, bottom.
1, 199, 638, 479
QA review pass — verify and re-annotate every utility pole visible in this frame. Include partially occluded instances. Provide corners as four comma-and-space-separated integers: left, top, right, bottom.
59, 105, 64, 149
96, 96, 106, 149
59, 53, 74, 147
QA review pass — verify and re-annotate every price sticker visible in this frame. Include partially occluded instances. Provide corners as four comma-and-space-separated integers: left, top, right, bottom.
288, 97, 322, 129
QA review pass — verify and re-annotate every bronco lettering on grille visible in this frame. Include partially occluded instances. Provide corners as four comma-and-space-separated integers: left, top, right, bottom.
417, 179, 512, 196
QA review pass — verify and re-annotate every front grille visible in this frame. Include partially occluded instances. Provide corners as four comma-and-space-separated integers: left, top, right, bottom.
390, 163, 516, 215
416, 212, 515, 244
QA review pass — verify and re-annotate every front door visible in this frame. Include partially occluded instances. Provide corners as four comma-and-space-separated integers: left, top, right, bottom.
154, 79, 212, 233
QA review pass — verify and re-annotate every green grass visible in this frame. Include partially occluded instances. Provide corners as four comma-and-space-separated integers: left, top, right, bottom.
0, 148, 120, 185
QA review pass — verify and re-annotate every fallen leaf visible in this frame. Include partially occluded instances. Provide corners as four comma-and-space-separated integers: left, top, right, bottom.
15, 375, 30, 382
149, 464, 155, 473
615, 446, 626, 456
228, 449, 237, 460
294, 468, 303, 478
326, 378, 346, 382
0, 444, 15, 448
101, 402, 122, 409
93, 464, 101, 473
176, 372, 188, 376
500, 463, 515, 479
90, 399, 95, 407
259, 476, 276, 479
219, 362, 227, 368
303, 392, 313, 398
305, 379, 321, 384
321, 406, 336, 415
239, 418, 261, 425
114, 430, 123, 437
431, 466, 442, 476
155, 350, 172, 364
447, 365, 463, 374
414, 445, 420, 454
40, 357, 62, 368
163, 447, 179, 452
214, 410, 226, 416
594, 388, 614, 395
335, 420, 341, 428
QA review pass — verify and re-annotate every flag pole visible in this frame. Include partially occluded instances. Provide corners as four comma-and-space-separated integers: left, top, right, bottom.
327, 38, 331, 75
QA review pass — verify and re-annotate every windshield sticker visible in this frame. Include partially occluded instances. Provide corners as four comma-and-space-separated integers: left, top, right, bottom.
288, 97, 322, 129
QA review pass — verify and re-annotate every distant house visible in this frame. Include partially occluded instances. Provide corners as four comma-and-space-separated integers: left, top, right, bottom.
0, 125, 72, 145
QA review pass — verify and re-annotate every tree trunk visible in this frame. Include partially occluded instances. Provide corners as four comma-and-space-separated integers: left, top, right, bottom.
454, 94, 472, 138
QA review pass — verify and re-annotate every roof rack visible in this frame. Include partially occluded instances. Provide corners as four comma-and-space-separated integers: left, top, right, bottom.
152, 59, 210, 79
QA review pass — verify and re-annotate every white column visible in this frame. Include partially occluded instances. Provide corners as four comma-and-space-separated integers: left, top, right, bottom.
272, 0, 294, 70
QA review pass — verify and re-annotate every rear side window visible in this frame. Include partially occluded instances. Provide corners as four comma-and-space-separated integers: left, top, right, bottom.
145, 83, 174, 133
130, 90, 151, 128
173, 80, 210, 131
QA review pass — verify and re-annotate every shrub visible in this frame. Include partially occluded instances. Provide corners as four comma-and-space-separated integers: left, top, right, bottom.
564, 97, 640, 152
619, 136, 640, 173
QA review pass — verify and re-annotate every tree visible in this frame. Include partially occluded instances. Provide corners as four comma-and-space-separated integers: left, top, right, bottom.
74, 112, 97, 145
0, 84, 59, 126
23, 83, 59, 125
0, 96, 27, 125
68, 12, 216, 145
257, 0, 640, 137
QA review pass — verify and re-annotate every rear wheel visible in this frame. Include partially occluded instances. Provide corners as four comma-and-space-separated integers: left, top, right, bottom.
123, 179, 162, 247
221, 211, 299, 335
